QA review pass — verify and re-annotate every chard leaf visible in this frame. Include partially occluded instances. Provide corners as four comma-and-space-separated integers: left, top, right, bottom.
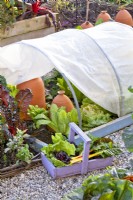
99, 190, 115, 200
62, 187, 84, 200
63, 173, 133, 200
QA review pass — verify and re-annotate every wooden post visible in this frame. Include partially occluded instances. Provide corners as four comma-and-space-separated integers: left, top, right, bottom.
86, 0, 89, 21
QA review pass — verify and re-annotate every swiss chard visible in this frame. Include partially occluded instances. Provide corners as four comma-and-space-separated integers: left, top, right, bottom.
63, 172, 133, 200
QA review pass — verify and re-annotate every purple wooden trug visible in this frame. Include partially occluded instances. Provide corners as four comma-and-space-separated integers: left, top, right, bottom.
41, 122, 113, 179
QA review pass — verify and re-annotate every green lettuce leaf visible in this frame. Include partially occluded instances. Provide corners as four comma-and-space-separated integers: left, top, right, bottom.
41, 133, 76, 167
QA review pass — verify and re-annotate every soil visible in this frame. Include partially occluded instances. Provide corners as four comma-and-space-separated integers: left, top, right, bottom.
47, 0, 133, 28
86, 0, 133, 24
27, 124, 53, 144
0, 123, 49, 170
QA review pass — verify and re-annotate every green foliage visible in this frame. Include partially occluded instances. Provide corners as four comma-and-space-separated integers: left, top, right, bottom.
28, 104, 78, 136
63, 173, 133, 200
76, 25, 83, 30
0, 129, 6, 145
81, 98, 115, 131
41, 132, 76, 167
27, 105, 48, 129
128, 86, 133, 93
49, 104, 78, 136
122, 124, 133, 170
0, 75, 7, 87
0, 113, 6, 125
0, 0, 15, 31
7, 84, 19, 98
48, 0, 70, 12
43, 69, 61, 102
88, 134, 122, 158
16, 144, 33, 164
0, 0, 24, 31
5, 129, 27, 152
5, 129, 33, 164
95, 18, 104, 26
109, 0, 133, 5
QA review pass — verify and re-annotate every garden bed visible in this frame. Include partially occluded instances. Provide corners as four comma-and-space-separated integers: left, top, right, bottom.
0, 0, 58, 46
0, 14, 57, 47
86, 0, 133, 24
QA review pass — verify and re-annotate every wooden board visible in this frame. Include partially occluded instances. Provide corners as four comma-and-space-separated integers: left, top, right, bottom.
27, 113, 133, 149
0, 27, 55, 46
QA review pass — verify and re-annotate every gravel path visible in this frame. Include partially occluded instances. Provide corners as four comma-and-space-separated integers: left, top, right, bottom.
0, 129, 133, 200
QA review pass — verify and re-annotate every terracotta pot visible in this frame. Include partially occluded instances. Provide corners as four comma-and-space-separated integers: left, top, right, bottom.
17, 78, 46, 109
115, 9, 133, 27
52, 90, 74, 112
80, 21, 94, 29
96, 10, 111, 22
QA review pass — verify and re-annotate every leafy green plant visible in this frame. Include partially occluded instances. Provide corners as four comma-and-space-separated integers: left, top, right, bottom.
5, 129, 27, 152
7, 84, 19, 98
109, 0, 133, 5
5, 129, 33, 164
28, 104, 78, 136
89, 134, 122, 157
63, 172, 133, 200
81, 98, 116, 131
16, 144, 33, 164
43, 69, 61, 102
0, 75, 7, 87
0, 0, 16, 31
70, 135, 121, 165
27, 105, 48, 129
122, 125, 133, 169
41, 132, 76, 167
48, 0, 70, 12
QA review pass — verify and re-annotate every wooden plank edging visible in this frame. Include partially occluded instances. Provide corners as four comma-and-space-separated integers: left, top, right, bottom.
26, 113, 133, 149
